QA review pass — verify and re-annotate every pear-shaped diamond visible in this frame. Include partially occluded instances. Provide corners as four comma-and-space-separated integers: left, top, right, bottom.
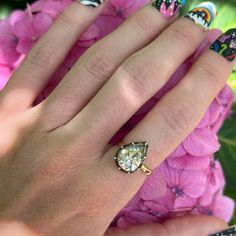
114, 142, 148, 173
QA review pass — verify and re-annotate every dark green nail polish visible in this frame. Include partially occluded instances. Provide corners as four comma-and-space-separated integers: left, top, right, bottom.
210, 29, 236, 62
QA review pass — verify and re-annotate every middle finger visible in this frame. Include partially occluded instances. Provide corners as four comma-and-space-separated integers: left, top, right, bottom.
40, 1, 180, 130
65, 3, 217, 151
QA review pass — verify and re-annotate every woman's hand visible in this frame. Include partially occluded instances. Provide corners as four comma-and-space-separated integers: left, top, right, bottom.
0, 0, 235, 235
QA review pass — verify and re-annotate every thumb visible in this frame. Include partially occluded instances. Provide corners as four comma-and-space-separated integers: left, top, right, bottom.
105, 216, 228, 236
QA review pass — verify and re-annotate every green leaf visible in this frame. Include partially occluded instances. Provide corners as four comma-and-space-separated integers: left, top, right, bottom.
216, 110, 236, 222
228, 70, 236, 94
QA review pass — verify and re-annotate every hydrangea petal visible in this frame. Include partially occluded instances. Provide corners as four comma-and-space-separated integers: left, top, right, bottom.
168, 144, 186, 158
8, 10, 26, 26
16, 38, 34, 54
95, 16, 124, 40
139, 167, 167, 200
161, 163, 207, 199
167, 154, 211, 171
213, 195, 235, 222
0, 65, 12, 90
197, 110, 211, 128
0, 21, 20, 65
79, 24, 100, 41
208, 99, 221, 125
183, 128, 220, 156
180, 169, 208, 198
13, 15, 35, 39
174, 194, 197, 209
33, 13, 53, 36
199, 160, 225, 206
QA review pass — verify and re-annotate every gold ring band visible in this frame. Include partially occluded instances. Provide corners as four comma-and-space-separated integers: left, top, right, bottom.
140, 164, 152, 176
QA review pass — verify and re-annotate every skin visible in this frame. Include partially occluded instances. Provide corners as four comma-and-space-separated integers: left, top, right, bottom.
0, 1, 234, 235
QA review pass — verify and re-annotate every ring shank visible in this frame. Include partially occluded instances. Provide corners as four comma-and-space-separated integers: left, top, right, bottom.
140, 164, 152, 175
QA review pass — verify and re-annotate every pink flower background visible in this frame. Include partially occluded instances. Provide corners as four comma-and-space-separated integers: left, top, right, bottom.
0, 0, 235, 228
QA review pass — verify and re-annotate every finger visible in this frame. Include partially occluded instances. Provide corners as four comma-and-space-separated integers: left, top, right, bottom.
100, 29, 236, 222
0, 221, 38, 236
65, 3, 217, 150
0, 1, 105, 112
104, 216, 228, 236
39, 1, 180, 130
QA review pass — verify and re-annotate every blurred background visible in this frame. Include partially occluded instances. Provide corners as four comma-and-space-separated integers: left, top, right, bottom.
0, 0, 236, 223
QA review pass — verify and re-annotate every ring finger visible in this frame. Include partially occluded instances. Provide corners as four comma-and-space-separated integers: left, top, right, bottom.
99, 28, 236, 232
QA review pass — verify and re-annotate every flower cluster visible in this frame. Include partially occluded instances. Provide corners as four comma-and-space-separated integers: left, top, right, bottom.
0, 0, 234, 227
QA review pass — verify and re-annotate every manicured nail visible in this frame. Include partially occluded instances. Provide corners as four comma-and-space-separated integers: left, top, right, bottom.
210, 28, 236, 61
79, 0, 106, 7
209, 225, 236, 236
152, 0, 183, 18
184, 2, 217, 29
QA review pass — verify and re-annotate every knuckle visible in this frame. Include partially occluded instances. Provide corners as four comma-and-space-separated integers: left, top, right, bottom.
26, 42, 56, 68
57, 11, 80, 28
131, 11, 153, 34
159, 100, 193, 135
119, 60, 151, 99
198, 63, 223, 86
81, 48, 115, 80
168, 24, 194, 45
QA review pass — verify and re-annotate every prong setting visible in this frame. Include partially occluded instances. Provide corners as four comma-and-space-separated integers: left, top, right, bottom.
114, 141, 148, 174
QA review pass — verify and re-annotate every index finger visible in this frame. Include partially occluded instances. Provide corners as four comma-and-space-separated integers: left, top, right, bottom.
0, 1, 105, 111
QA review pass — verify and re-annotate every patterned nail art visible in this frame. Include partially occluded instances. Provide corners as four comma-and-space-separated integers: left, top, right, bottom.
152, 0, 183, 18
79, 0, 105, 7
210, 29, 236, 61
184, 2, 217, 29
209, 225, 236, 236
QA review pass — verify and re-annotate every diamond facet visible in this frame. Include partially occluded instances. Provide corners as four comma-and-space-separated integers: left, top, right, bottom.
115, 142, 148, 173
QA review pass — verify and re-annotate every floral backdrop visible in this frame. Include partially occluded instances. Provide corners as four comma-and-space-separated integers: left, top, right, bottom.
0, 0, 236, 226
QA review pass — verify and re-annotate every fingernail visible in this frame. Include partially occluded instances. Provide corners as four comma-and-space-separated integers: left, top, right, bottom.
152, 0, 183, 18
184, 1, 217, 29
209, 225, 236, 236
210, 28, 236, 61
79, 0, 106, 7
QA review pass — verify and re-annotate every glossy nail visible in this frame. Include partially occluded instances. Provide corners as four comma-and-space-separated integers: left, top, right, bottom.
210, 28, 236, 61
79, 0, 106, 7
184, 2, 217, 29
209, 225, 236, 236
152, 0, 183, 18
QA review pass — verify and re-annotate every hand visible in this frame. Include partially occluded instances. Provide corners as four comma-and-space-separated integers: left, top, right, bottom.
0, 1, 235, 235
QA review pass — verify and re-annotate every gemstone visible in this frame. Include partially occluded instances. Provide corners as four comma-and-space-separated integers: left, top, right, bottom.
115, 142, 148, 173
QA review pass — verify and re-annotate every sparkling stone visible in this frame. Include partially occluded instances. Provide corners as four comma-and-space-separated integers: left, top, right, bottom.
115, 142, 148, 173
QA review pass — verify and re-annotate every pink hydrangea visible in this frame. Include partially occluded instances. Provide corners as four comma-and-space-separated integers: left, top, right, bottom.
0, 65, 12, 90
0, 0, 234, 227
13, 11, 54, 54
